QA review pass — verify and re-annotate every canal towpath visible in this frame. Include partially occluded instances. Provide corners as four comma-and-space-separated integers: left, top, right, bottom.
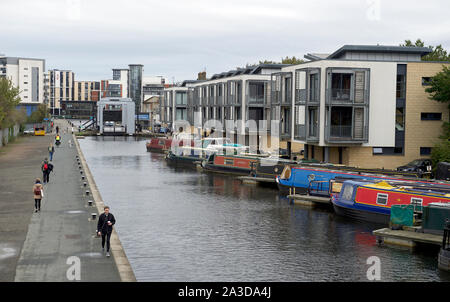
1, 119, 131, 281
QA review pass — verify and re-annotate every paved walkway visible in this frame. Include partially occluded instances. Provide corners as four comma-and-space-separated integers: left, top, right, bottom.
12, 120, 121, 281
0, 132, 52, 281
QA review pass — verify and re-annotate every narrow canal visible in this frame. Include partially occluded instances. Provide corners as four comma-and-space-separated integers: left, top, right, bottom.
79, 136, 450, 281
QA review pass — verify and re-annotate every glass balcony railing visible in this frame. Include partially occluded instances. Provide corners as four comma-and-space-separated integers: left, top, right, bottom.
325, 125, 368, 142
247, 94, 265, 104
330, 125, 352, 138
326, 88, 368, 104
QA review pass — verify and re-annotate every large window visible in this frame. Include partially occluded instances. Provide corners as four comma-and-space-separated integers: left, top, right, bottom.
176, 108, 186, 120
331, 73, 352, 100
248, 82, 265, 103
330, 107, 352, 137
396, 108, 405, 130
176, 92, 187, 105
309, 73, 319, 101
396, 75, 406, 98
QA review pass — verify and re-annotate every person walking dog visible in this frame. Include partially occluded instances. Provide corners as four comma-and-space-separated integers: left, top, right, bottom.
97, 206, 116, 257
33, 178, 44, 212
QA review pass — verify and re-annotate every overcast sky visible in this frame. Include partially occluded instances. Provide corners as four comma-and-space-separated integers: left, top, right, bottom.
1, 0, 449, 82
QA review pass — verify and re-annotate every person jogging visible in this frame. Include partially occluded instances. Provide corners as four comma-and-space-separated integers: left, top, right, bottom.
48, 143, 55, 161
32, 178, 43, 212
97, 206, 116, 257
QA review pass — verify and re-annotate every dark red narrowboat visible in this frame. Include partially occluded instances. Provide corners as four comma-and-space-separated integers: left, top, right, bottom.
146, 138, 173, 153
201, 153, 260, 176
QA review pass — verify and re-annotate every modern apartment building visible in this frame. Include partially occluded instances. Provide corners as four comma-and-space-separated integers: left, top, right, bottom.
273, 45, 449, 168
0, 56, 45, 115
48, 69, 75, 113
101, 80, 123, 98
112, 68, 129, 97
74, 81, 101, 101
161, 64, 287, 147
128, 64, 143, 114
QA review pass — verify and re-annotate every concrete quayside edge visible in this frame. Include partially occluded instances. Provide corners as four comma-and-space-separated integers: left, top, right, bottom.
74, 134, 137, 282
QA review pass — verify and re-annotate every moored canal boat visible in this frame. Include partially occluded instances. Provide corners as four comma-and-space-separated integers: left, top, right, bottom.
276, 165, 450, 195
331, 179, 450, 224
201, 153, 263, 176
146, 137, 173, 153
165, 146, 213, 168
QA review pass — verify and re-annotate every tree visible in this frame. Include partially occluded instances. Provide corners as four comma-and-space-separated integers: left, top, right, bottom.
424, 66, 450, 106
0, 77, 22, 129
259, 56, 304, 65
27, 104, 50, 123
424, 65, 450, 166
400, 39, 450, 61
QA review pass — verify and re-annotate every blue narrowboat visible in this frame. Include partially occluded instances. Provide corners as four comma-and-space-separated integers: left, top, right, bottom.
276, 165, 450, 196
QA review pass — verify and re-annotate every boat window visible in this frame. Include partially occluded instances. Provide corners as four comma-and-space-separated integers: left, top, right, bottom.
342, 185, 354, 200
376, 193, 388, 205
410, 197, 423, 211
224, 159, 234, 165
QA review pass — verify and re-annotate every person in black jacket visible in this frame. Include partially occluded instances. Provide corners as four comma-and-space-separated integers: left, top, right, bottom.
97, 206, 116, 257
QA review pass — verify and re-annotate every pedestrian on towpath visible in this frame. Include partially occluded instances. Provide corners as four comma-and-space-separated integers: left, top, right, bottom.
33, 178, 44, 213
41, 158, 54, 184
97, 206, 116, 257
48, 143, 55, 161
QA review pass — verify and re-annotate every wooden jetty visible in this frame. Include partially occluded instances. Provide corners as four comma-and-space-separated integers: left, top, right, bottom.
287, 194, 331, 206
373, 227, 442, 248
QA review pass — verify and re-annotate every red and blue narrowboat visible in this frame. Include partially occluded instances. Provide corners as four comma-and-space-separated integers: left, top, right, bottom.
331, 179, 450, 224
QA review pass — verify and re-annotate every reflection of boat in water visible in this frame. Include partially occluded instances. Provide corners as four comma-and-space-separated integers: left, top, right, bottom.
276, 165, 450, 195
331, 179, 450, 224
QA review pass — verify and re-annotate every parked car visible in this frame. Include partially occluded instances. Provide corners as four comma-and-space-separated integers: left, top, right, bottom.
435, 162, 450, 181
396, 159, 433, 176
23, 128, 34, 134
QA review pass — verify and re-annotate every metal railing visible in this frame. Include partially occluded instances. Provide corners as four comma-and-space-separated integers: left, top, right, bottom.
330, 125, 352, 138
326, 88, 368, 104
325, 124, 368, 142
246, 94, 265, 104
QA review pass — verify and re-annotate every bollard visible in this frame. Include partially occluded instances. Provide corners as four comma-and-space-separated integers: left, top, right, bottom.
81, 176, 85, 180
83, 182, 87, 187
80, 170, 83, 175
88, 200, 93, 206
86, 190, 90, 196
91, 213, 97, 220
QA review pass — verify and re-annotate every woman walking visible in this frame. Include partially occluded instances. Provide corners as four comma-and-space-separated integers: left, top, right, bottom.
33, 178, 44, 213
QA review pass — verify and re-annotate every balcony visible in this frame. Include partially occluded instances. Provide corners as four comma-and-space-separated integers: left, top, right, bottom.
325, 124, 368, 143
246, 94, 266, 105
326, 88, 368, 105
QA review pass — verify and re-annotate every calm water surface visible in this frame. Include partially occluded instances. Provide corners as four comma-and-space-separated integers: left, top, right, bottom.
79, 136, 450, 282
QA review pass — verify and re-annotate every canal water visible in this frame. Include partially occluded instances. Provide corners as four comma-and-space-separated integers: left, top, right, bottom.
79, 136, 450, 282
